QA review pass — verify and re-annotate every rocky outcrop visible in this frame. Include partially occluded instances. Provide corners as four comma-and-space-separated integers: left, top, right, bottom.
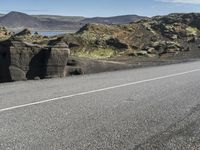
152, 13, 200, 29
142, 41, 184, 57
0, 26, 12, 36
63, 13, 200, 59
0, 38, 69, 82
64, 23, 155, 58
15, 28, 31, 36
0, 26, 13, 40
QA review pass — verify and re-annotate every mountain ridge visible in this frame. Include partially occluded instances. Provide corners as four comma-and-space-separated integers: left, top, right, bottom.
0, 11, 146, 31
82, 14, 146, 24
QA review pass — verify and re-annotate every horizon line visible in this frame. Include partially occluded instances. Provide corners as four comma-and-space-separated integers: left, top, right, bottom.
0, 10, 200, 18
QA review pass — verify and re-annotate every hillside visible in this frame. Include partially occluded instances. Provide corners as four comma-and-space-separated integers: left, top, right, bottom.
63, 13, 200, 59
33, 15, 85, 22
0, 11, 146, 31
0, 11, 83, 30
0, 11, 43, 28
82, 15, 147, 24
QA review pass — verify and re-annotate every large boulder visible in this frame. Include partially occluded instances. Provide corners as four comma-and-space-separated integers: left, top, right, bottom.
0, 38, 69, 82
143, 41, 184, 56
106, 38, 129, 50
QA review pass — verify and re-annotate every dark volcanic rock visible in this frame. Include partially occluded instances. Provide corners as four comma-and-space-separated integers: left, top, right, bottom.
0, 38, 69, 82
15, 29, 32, 36
106, 38, 129, 50
0, 42, 12, 82
143, 41, 184, 56
153, 13, 200, 29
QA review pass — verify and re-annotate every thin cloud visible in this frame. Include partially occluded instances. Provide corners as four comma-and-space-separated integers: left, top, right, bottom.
156, 0, 200, 4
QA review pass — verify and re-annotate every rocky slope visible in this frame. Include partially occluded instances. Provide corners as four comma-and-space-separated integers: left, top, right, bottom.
63, 13, 200, 59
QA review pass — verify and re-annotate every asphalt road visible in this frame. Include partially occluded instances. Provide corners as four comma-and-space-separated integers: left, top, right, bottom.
1, 61, 200, 150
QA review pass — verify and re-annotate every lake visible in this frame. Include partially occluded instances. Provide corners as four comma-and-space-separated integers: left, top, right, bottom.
9, 28, 76, 36
32, 30, 76, 36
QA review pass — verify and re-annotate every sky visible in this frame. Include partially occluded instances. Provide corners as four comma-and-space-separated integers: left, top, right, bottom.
0, 0, 200, 17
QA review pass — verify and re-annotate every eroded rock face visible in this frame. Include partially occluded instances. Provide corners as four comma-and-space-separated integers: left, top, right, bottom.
0, 38, 69, 82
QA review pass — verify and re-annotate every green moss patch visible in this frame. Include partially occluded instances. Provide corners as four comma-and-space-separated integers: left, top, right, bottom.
74, 48, 115, 59
186, 27, 199, 36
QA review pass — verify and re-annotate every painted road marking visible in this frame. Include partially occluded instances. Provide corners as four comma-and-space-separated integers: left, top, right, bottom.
1, 68, 200, 113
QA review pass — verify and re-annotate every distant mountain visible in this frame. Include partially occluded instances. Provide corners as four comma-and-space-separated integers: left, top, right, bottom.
0, 11, 83, 31
0, 11, 146, 31
0, 11, 43, 28
82, 15, 147, 24
33, 15, 85, 22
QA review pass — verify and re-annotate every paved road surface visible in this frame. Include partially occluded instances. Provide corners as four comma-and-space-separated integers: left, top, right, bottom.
1, 61, 200, 150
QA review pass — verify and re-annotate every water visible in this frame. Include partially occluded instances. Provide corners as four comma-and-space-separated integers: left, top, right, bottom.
32, 31, 76, 36
34, 31, 65, 36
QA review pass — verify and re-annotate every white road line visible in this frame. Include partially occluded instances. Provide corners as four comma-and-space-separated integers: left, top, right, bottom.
1, 68, 200, 113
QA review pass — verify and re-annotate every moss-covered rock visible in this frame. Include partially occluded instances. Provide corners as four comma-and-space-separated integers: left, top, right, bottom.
186, 26, 199, 36
74, 48, 115, 59
0, 26, 13, 41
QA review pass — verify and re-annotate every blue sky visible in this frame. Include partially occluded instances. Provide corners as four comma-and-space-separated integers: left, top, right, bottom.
0, 0, 200, 17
